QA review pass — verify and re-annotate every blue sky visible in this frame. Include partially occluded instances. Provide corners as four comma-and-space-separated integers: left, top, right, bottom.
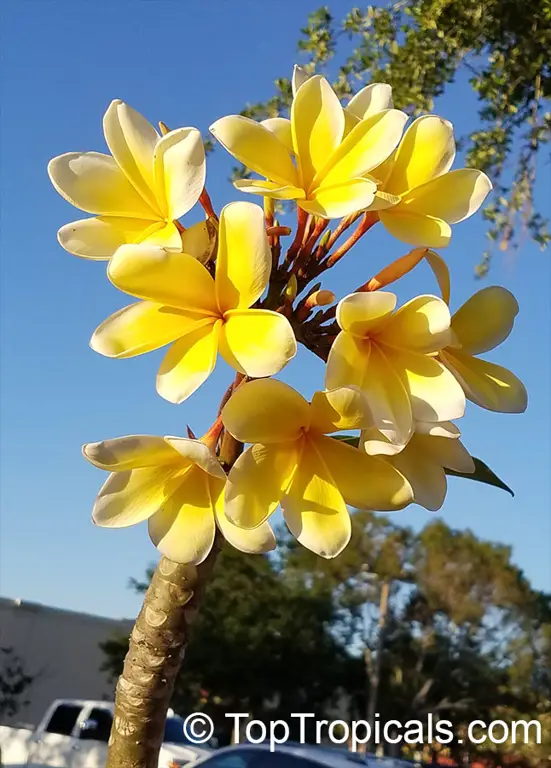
1, 0, 549, 620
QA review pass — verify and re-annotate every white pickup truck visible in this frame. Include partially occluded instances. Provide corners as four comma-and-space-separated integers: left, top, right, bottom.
0, 698, 212, 768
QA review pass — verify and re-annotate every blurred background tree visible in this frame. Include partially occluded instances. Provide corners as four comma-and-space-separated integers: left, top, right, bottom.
102, 516, 551, 763
236, 0, 550, 276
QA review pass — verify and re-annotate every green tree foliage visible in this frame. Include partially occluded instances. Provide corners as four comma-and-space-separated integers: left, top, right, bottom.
102, 518, 550, 761
0, 646, 34, 721
241, 1, 551, 275
101, 546, 354, 743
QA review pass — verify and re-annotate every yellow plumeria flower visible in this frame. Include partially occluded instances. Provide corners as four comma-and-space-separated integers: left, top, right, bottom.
326, 291, 466, 455
90, 201, 297, 404
287, 64, 394, 135
439, 286, 527, 413
378, 421, 475, 511
48, 100, 206, 259
83, 434, 275, 564
371, 115, 492, 247
221, 379, 413, 559
210, 75, 407, 219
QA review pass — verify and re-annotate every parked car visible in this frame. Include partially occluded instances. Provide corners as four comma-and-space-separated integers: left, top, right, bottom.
193, 742, 383, 767
0, 698, 211, 767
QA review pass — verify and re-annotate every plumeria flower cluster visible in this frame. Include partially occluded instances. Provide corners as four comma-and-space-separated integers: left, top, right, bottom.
49, 67, 527, 563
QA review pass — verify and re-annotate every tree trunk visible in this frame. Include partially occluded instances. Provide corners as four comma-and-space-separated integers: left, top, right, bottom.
366, 578, 391, 751
105, 544, 222, 768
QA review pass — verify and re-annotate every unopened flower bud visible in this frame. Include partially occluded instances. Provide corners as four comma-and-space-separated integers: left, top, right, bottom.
305, 289, 336, 310
158, 121, 170, 136
363, 247, 427, 292
285, 274, 298, 302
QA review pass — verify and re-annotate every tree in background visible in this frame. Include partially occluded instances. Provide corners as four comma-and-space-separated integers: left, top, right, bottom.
240, 1, 550, 274
0, 646, 34, 722
102, 518, 551, 764
101, 546, 355, 744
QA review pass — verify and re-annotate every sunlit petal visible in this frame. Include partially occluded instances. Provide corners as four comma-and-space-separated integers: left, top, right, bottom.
221, 309, 296, 377
451, 287, 519, 354
346, 83, 394, 120
148, 466, 216, 564
282, 438, 351, 559
210, 115, 299, 187
103, 99, 160, 214
261, 117, 294, 153
154, 127, 206, 221
401, 169, 492, 224
378, 209, 452, 247
315, 435, 413, 510
215, 202, 271, 312
302, 178, 376, 218
48, 152, 157, 219
336, 291, 397, 336
291, 75, 345, 188
92, 464, 176, 528
83, 435, 179, 471
108, 244, 218, 314
214, 479, 276, 554
90, 302, 212, 359
381, 295, 452, 353
57, 216, 157, 260
156, 320, 221, 404
225, 442, 299, 528
383, 115, 456, 195
441, 349, 527, 414
222, 378, 310, 444
233, 179, 306, 200
164, 438, 226, 481
310, 387, 371, 434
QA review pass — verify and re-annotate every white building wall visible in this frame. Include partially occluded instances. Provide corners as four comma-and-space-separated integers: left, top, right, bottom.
0, 597, 132, 727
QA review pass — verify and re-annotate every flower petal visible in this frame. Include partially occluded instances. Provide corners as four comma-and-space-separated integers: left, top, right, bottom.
83, 435, 178, 471
261, 117, 294, 153
291, 76, 345, 189
220, 309, 297, 377
415, 420, 460, 438
233, 179, 305, 200
451, 287, 519, 354
281, 438, 351, 559
391, 348, 466, 422
215, 201, 271, 312
164, 438, 226, 481
107, 244, 217, 314
210, 115, 299, 187
92, 464, 176, 527
141, 221, 183, 250
346, 83, 394, 120
180, 219, 217, 263
57, 216, 157, 260
383, 115, 456, 195
336, 291, 397, 336
310, 387, 371, 434
103, 99, 160, 214
214, 479, 276, 554
378, 210, 452, 248
388, 445, 447, 511
292, 64, 311, 96
381, 295, 452, 353
317, 109, 408, 187
401, 169, 492, 224
356, 343, 413, 453
156, 320, 221, 404
417, 434, 475, 474
314, 435, 413, 510
225, 442, 299, 528
302, 178, 376, 218
48, 152, 158, 219
222, 378, 310, 444
441, 349, 527, 413
90, 302, 212, 359
154, 127, 206, 221
148, 466, 216, 564
325, 332, 370, 391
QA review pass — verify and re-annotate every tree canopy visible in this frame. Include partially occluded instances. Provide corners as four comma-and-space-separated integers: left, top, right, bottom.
239, 0, 550, 275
